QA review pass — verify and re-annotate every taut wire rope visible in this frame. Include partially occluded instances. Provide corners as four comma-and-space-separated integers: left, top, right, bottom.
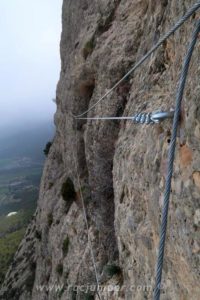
154, 19, 200, 300
72, 119, 102, 300
73, 2, 200, 118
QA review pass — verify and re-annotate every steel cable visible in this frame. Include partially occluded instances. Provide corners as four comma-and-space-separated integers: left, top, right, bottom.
69, 2, 200, 299
153, 19, 200, 300
76, 110, 174, 123
73, 120, 102, 300
73, 1, 200, 118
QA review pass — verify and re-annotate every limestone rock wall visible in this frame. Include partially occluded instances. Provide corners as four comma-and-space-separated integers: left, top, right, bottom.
1, 1, 200, 299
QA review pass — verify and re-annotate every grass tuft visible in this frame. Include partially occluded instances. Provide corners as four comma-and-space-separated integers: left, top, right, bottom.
82, 38, 95, 60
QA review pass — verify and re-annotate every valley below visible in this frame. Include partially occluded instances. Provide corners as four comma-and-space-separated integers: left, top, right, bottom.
0, 121, 54, 285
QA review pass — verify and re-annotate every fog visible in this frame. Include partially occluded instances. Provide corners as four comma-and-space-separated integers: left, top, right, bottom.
0, 0, 62, 131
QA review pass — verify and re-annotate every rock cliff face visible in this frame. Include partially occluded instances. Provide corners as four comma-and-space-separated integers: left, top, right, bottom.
1, 1, 200, 299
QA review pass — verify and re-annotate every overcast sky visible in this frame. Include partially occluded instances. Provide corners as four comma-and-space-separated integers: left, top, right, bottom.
0, 0, 62, 130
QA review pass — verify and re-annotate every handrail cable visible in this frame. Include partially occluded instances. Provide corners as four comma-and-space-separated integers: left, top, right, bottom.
73, 1, 200, 118
76, 110, 175, 124
72, 120, 102, 300
154, 19, 200, 300
69, 3, 200, 300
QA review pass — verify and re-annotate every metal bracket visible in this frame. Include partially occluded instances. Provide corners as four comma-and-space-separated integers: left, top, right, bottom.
132, 110, 174, 124
151, 110, 174, 123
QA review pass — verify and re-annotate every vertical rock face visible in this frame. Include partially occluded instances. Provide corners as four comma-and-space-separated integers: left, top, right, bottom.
1, 1, 200, 299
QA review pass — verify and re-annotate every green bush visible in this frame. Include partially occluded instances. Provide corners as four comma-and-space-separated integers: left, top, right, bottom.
56, 263, 63, 276
58, 287, 65, 298
47, 213, 53, 227
62, 236, 70, 256
82, 38, 95, 60
104, 264, 121, 277
43, 141, 52, 156
61, 178, 76, 201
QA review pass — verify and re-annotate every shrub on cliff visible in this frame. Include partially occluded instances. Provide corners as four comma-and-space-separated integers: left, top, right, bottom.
43, 141, 52, 156
104, 264, 121, 277
82, 37, 95, 59
62, 236, 70, 256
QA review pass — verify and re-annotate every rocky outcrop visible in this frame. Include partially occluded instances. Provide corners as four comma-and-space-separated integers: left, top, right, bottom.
1, 1, 200, 299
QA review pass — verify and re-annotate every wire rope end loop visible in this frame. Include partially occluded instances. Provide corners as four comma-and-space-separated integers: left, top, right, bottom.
151, 110, 175, 123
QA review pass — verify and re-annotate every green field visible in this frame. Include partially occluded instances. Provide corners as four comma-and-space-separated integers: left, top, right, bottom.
0, 227, 26, 285
0, 210, 33, 237
0, 121, 53, 286
0, 166, 42, 184
0, 164, 42, 285
0, 165, 42, 216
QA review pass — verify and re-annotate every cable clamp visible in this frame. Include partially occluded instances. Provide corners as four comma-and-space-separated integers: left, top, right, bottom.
132, 110, 174, 124
150, 110, 174, 123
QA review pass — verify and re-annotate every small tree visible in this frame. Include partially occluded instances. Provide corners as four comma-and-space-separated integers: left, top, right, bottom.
43, 141, 52, 156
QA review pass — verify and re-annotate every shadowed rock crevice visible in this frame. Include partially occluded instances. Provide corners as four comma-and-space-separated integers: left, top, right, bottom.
96, 0, 122, 34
